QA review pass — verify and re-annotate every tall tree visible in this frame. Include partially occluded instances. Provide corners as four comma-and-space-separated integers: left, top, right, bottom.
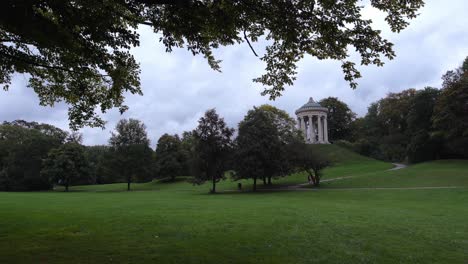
319, 97, 356, 141
433, 57, 468, 158
41, 143, 90, 191
192, 109, 234, 193
0, 0, 424, 128
154, 134, 184, 181
234, 105, 301, 190
406, 87, 441, 163
234, 107, 286, 191
109, 118, 153, 191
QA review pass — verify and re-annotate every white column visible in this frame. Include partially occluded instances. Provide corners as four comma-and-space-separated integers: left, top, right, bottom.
317, 115, 323, 143
324, 115, 329, 143
307, 116, 313, 143
297, 117, 301, 130
311, 115, 316, 143
301, 117, 307, 142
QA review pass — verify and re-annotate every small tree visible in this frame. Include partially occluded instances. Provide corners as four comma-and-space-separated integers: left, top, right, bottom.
109, 118, 153, 191
154, 134, 184, 181
41, 143, 89, 191
192, 109, 234, 193
289, 143, 329, 187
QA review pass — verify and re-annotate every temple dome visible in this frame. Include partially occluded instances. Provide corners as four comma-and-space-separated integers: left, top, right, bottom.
295, 97, 328, 115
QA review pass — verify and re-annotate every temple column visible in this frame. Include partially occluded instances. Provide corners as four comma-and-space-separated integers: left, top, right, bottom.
307, 115, 312, 143
310, 115, 316, 143
301, 117, 307, 142
317, 115, 323, 143
324, 116, 329, 143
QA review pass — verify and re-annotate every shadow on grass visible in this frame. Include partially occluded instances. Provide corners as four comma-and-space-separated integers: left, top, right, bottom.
155, 176, 193, 184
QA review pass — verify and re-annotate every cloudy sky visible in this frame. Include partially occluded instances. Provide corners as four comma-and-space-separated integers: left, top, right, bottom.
1, 0, 468, 147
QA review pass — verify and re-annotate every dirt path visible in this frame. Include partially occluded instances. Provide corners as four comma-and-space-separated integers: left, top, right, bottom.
389, 163, 407, 171
223, 186, 464, 193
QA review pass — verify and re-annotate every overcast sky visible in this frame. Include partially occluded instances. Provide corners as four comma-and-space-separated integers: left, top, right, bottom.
1, 0, 468, 147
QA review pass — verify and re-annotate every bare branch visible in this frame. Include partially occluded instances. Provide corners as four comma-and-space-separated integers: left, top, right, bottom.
243, 30, 258, 57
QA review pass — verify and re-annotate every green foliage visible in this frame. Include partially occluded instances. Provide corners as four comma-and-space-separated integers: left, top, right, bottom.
154, 134, 185, 181
234, 107, 284, 190
109, 118, 153, 190
41, 143, 90, 191
406, 87, 442, 162
109, 118, 150, 147
0, 0, 424, 128
0, 121, 65, 191
84, 145, 114, 184
288, 143, 330, 186
234, 105, 302, 190
350, 57, 468, 163
432, 57, 468, 158
191, 109, 234, 193
351, 86, 443, 163
319, 97, 356, 141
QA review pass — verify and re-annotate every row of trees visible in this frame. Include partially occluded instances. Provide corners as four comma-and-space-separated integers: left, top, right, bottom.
338, 56, 468, 163
0, 106, 329, 192
161, 106, 328, 193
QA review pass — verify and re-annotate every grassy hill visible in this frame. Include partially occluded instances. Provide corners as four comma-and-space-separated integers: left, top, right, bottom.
0, 145, 467, 263
323, 159, 468, 188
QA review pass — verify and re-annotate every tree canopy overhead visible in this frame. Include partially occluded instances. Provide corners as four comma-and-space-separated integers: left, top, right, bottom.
1, 0, 424, 129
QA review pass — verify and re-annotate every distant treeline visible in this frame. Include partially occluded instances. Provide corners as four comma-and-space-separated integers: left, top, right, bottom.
338, 57, 468, 163
0, 106, 327, 192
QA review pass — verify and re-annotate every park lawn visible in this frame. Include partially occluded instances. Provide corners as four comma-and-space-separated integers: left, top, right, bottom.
323, 159, 468, 188
0, 145, 467, 263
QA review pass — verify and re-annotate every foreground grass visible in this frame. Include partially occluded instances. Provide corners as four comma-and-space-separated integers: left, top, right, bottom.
0, 145, 467, 263
1, 189, 467, 263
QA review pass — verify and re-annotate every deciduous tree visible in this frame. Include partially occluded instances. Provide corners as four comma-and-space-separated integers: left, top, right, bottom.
155, 134, 184, 181
433, 57, 468, 158
319, 97, 356, 141
288, 143, 329, 187
234, 105, 301, 191
192, 109, 234, 193
0, 0, 424, 128
0, 121, 65, 191
109, 118, 153, 190
41, 143, 90, 191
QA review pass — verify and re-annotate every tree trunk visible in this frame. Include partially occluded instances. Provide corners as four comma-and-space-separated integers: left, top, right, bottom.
211, 175, 216, 193
127, 179, 131, 191
262, 176, 266, 185
253, 177, 257, 192
313, 169, 320, 187
65, 178, 69, 192
268, 176, 272, 185
308, 171, 316, 186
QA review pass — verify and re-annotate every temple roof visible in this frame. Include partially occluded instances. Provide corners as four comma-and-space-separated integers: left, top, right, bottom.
295, 97, 328, 115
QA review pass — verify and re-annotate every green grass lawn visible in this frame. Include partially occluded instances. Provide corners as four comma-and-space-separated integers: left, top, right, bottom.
0, 145, 467, 263
323, 159, 468, 188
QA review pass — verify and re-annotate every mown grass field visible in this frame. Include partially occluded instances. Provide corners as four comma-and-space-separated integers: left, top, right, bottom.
0, 145, 467, 263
